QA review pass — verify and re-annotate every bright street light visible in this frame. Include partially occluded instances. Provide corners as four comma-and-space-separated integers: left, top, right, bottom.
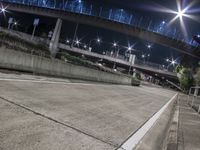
98, 63, 102, 66
1, 8, 5, 12
166, 58, 177, 67
172, 60, 176, 65
97, 38, 101, 43
113, 42, 117, 47
128, 47, 132, 51
147, 0, 199, 40
147, 44, 152, 49
0, 5, 7, 15
176, 9, 185, 18
66, 39, 70, 43
88, 37, 101, 51
75, 39, 80, 45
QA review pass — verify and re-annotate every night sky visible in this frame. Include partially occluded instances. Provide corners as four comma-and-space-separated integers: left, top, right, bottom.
0, 0, 199, 65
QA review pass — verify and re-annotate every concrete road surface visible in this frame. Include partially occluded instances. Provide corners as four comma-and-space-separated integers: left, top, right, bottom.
0, 73, 176, 150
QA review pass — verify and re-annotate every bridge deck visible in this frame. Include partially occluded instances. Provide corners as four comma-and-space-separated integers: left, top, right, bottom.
1, 1, 199, 59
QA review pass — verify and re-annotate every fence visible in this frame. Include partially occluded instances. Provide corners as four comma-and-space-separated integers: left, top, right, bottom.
188, 86, 200, 113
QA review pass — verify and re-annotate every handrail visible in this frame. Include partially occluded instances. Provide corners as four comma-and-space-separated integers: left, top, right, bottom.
188, 86, 200, 113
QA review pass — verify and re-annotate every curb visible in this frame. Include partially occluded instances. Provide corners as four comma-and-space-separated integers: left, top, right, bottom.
118, 93, 178, 150
165, 97, 179, 150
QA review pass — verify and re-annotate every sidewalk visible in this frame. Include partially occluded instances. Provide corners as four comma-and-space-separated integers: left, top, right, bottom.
178, 95, 200, 150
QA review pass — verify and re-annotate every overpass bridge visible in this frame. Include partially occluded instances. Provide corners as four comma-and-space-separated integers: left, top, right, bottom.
0, 0, 200, 59
0, 27, 177, 80
59, 43, 177, 79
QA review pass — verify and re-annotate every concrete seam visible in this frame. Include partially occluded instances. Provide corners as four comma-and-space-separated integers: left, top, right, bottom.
0, 96, 117, 148
0, 78, 123, 87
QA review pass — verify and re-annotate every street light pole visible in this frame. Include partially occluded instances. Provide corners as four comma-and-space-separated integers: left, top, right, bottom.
88, 38, 101, 52
88, 39, 94, 51
71, 23, 79, 47
31, 25, 37, 40
128, 51, 135, 75
31, 18, 40, 40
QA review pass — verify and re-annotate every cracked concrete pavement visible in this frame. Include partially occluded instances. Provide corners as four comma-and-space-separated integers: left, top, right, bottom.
0, 73, 176, 150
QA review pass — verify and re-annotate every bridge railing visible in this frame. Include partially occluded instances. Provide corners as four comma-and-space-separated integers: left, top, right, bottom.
134, 59, 172, 72
1, 0, 196, 46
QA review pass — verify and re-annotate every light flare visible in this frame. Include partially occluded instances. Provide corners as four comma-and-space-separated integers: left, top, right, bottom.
140, 0, 200, 41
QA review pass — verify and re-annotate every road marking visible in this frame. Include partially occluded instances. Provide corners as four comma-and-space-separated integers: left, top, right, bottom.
118, 93, 178, 150
0, 78, 114, 86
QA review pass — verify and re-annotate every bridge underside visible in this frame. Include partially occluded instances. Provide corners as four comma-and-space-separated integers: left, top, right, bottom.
1, 1, 200, 59
58, 47, 178, 81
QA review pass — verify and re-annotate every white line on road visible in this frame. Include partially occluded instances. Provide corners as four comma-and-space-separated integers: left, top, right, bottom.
0, 78, 124, 87
118, 93, 178, 150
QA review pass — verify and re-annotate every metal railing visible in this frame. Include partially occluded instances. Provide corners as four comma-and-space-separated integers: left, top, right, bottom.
188, 86, 200, 113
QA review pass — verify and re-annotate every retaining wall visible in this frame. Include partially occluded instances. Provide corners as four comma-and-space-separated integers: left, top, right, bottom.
0, 47, 132, 85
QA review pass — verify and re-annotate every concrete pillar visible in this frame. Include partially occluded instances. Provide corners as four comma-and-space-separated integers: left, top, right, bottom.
129, 54, 136, 65
132, 69, 136, 77
128, 54, 136, 74
49, 18, 62, 57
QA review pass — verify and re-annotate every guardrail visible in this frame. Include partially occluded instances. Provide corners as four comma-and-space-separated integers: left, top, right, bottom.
188, 86, 200, 113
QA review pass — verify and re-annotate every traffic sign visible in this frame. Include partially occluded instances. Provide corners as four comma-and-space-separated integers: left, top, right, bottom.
33, 18, 40, 26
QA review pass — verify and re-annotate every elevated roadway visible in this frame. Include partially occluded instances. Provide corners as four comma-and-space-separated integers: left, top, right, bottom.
59, 43, 177, 79
0, 27, 177, 79
1, 1, 200, 59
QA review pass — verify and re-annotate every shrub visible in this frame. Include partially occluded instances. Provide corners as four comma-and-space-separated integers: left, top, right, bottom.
176, 65, 193, 91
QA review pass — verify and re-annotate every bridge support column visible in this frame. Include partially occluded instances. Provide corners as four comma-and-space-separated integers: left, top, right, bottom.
49, 18, 62, 57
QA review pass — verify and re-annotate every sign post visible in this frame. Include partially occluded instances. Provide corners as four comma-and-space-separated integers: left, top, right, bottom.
31, 18, 39, 40
8, 17, 13, 30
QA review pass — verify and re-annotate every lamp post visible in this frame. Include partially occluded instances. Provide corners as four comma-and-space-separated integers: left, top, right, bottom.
112, 42, 117, 69
31, 18, 40, 40
126, 46, 136, 75
166, 58, 177, 71
88, 37, 101, 52
71, 23, 79, 47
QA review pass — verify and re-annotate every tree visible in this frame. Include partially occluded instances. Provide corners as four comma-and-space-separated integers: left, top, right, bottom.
176, 65, 193, 91
193, 62, 200, 86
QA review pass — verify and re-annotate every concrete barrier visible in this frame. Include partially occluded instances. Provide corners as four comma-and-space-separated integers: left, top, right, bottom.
0, 47, 132, 85
134, 93, 178, 150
